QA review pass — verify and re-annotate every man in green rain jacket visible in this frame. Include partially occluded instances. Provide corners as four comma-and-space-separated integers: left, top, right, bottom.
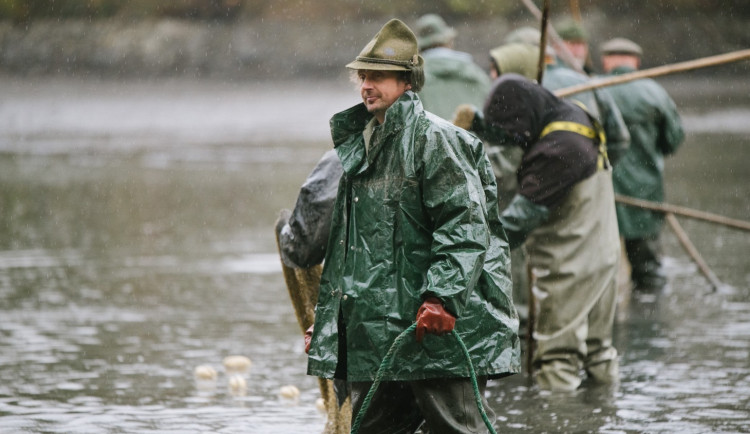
601, 38, 685, 290
414, 14, 491, 121
306, 19, 520, 433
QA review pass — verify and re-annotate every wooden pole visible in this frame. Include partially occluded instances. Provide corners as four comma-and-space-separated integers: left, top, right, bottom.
665, 213, 723, 290
569, 0, 582, 22
525, 263, 536, 377
536, 0, 550, 84
568, 0, 594, 73
555, 49, 750, 98
520, 0, 584, 74
274, 217, 351, 433
615, 194, 750, 232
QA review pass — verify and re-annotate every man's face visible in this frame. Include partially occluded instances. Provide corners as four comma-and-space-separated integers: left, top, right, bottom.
489, 64, 499, 80
357, 70, 411, 123
563, 40, 589, 64
601, 54, 641, 73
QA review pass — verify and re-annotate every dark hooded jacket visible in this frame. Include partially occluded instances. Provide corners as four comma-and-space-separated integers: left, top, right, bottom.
483, 74, 600, 210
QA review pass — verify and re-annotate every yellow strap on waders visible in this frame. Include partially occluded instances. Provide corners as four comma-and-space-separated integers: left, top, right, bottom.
539, 101, 610, 170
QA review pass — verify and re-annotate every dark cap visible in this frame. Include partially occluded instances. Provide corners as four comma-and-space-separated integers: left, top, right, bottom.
556, 18, 589, 42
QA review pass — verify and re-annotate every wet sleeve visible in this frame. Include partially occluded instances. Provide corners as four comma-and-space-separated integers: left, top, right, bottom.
594, 88, 630, 166
499, 193, 550, 250
657, 93, 685, 156
279, 149, 343, 268
421, 133, 489, 317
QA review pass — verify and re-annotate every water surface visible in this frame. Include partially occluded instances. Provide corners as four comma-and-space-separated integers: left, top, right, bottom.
0, 77, 748, 433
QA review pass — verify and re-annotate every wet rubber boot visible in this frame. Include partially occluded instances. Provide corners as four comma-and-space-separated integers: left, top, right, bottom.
535, 359, 582, 392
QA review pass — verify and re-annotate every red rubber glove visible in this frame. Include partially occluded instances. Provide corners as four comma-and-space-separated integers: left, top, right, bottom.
304, 324, 314, 354
415, 296, 456, 343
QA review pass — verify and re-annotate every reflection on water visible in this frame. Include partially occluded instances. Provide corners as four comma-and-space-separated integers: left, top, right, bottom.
0, 78, 748, 433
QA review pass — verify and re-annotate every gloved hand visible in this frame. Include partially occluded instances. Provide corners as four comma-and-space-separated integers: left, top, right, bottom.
415, 297, 456, 343
304, 324, 314, 354
275, 208, 292, 237
452, 104, 477, 131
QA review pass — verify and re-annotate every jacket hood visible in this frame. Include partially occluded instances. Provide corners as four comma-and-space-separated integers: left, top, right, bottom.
330, 91, 423, 176
483, 73, 584, 147
330, 90, 422, 148
488, 43, 539, 81
483, 73, 552, 146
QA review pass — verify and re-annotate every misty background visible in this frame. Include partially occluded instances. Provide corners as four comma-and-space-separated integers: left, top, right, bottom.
1, 0, 749, 80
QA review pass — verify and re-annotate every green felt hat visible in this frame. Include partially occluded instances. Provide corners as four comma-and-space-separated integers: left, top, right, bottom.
556, 18, 589, 42
346, 19, 423, 71
415, 14, 457, 49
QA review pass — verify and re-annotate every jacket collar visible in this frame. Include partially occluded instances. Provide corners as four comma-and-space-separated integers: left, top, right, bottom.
330, 91, 423, 176
609, 65, 637, 75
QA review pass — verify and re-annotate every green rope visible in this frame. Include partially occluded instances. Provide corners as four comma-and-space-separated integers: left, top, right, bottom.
350, 323, 497, 434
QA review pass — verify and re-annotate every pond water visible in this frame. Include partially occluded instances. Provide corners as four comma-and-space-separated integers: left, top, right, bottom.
0, 76, 748, 433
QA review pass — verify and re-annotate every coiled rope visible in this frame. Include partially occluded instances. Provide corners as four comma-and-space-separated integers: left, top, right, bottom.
350, 323, 497, 434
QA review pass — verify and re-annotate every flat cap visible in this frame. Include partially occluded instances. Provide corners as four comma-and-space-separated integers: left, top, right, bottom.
600, 37, 643, 57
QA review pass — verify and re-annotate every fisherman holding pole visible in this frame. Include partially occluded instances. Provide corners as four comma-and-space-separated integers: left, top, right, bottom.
414, 13, 491, 121
305, 19, 520, 432
488, 30, 631, 166
555, 17, 594, 74
599, 37, 686, 291
462, 72, 622, 391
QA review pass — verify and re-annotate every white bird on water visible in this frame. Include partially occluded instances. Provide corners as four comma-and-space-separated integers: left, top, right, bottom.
279, 384, 300, 400
228, 374, 248, 396
223, 355, 252, 374
193, 365, 218, 381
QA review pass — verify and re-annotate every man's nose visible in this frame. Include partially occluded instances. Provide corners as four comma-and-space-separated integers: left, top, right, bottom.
361, 77, 374, 90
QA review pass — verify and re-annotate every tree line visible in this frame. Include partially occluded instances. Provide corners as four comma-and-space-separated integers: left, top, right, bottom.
1, 0, 747, 23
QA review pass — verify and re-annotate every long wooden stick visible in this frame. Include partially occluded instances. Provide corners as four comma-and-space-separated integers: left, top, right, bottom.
555, 49, 750, 97
520, 0, 584, 74
665, 213, 723, 290
536, 0, 550, 84
615, 194, 750, 232
569, 0, 582, 22
525, 263, 536, 377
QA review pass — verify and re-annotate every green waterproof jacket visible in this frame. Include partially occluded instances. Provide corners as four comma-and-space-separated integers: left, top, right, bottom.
307, 91, 521, 382
418, 47, 491, 121
606, 66, 685, 238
